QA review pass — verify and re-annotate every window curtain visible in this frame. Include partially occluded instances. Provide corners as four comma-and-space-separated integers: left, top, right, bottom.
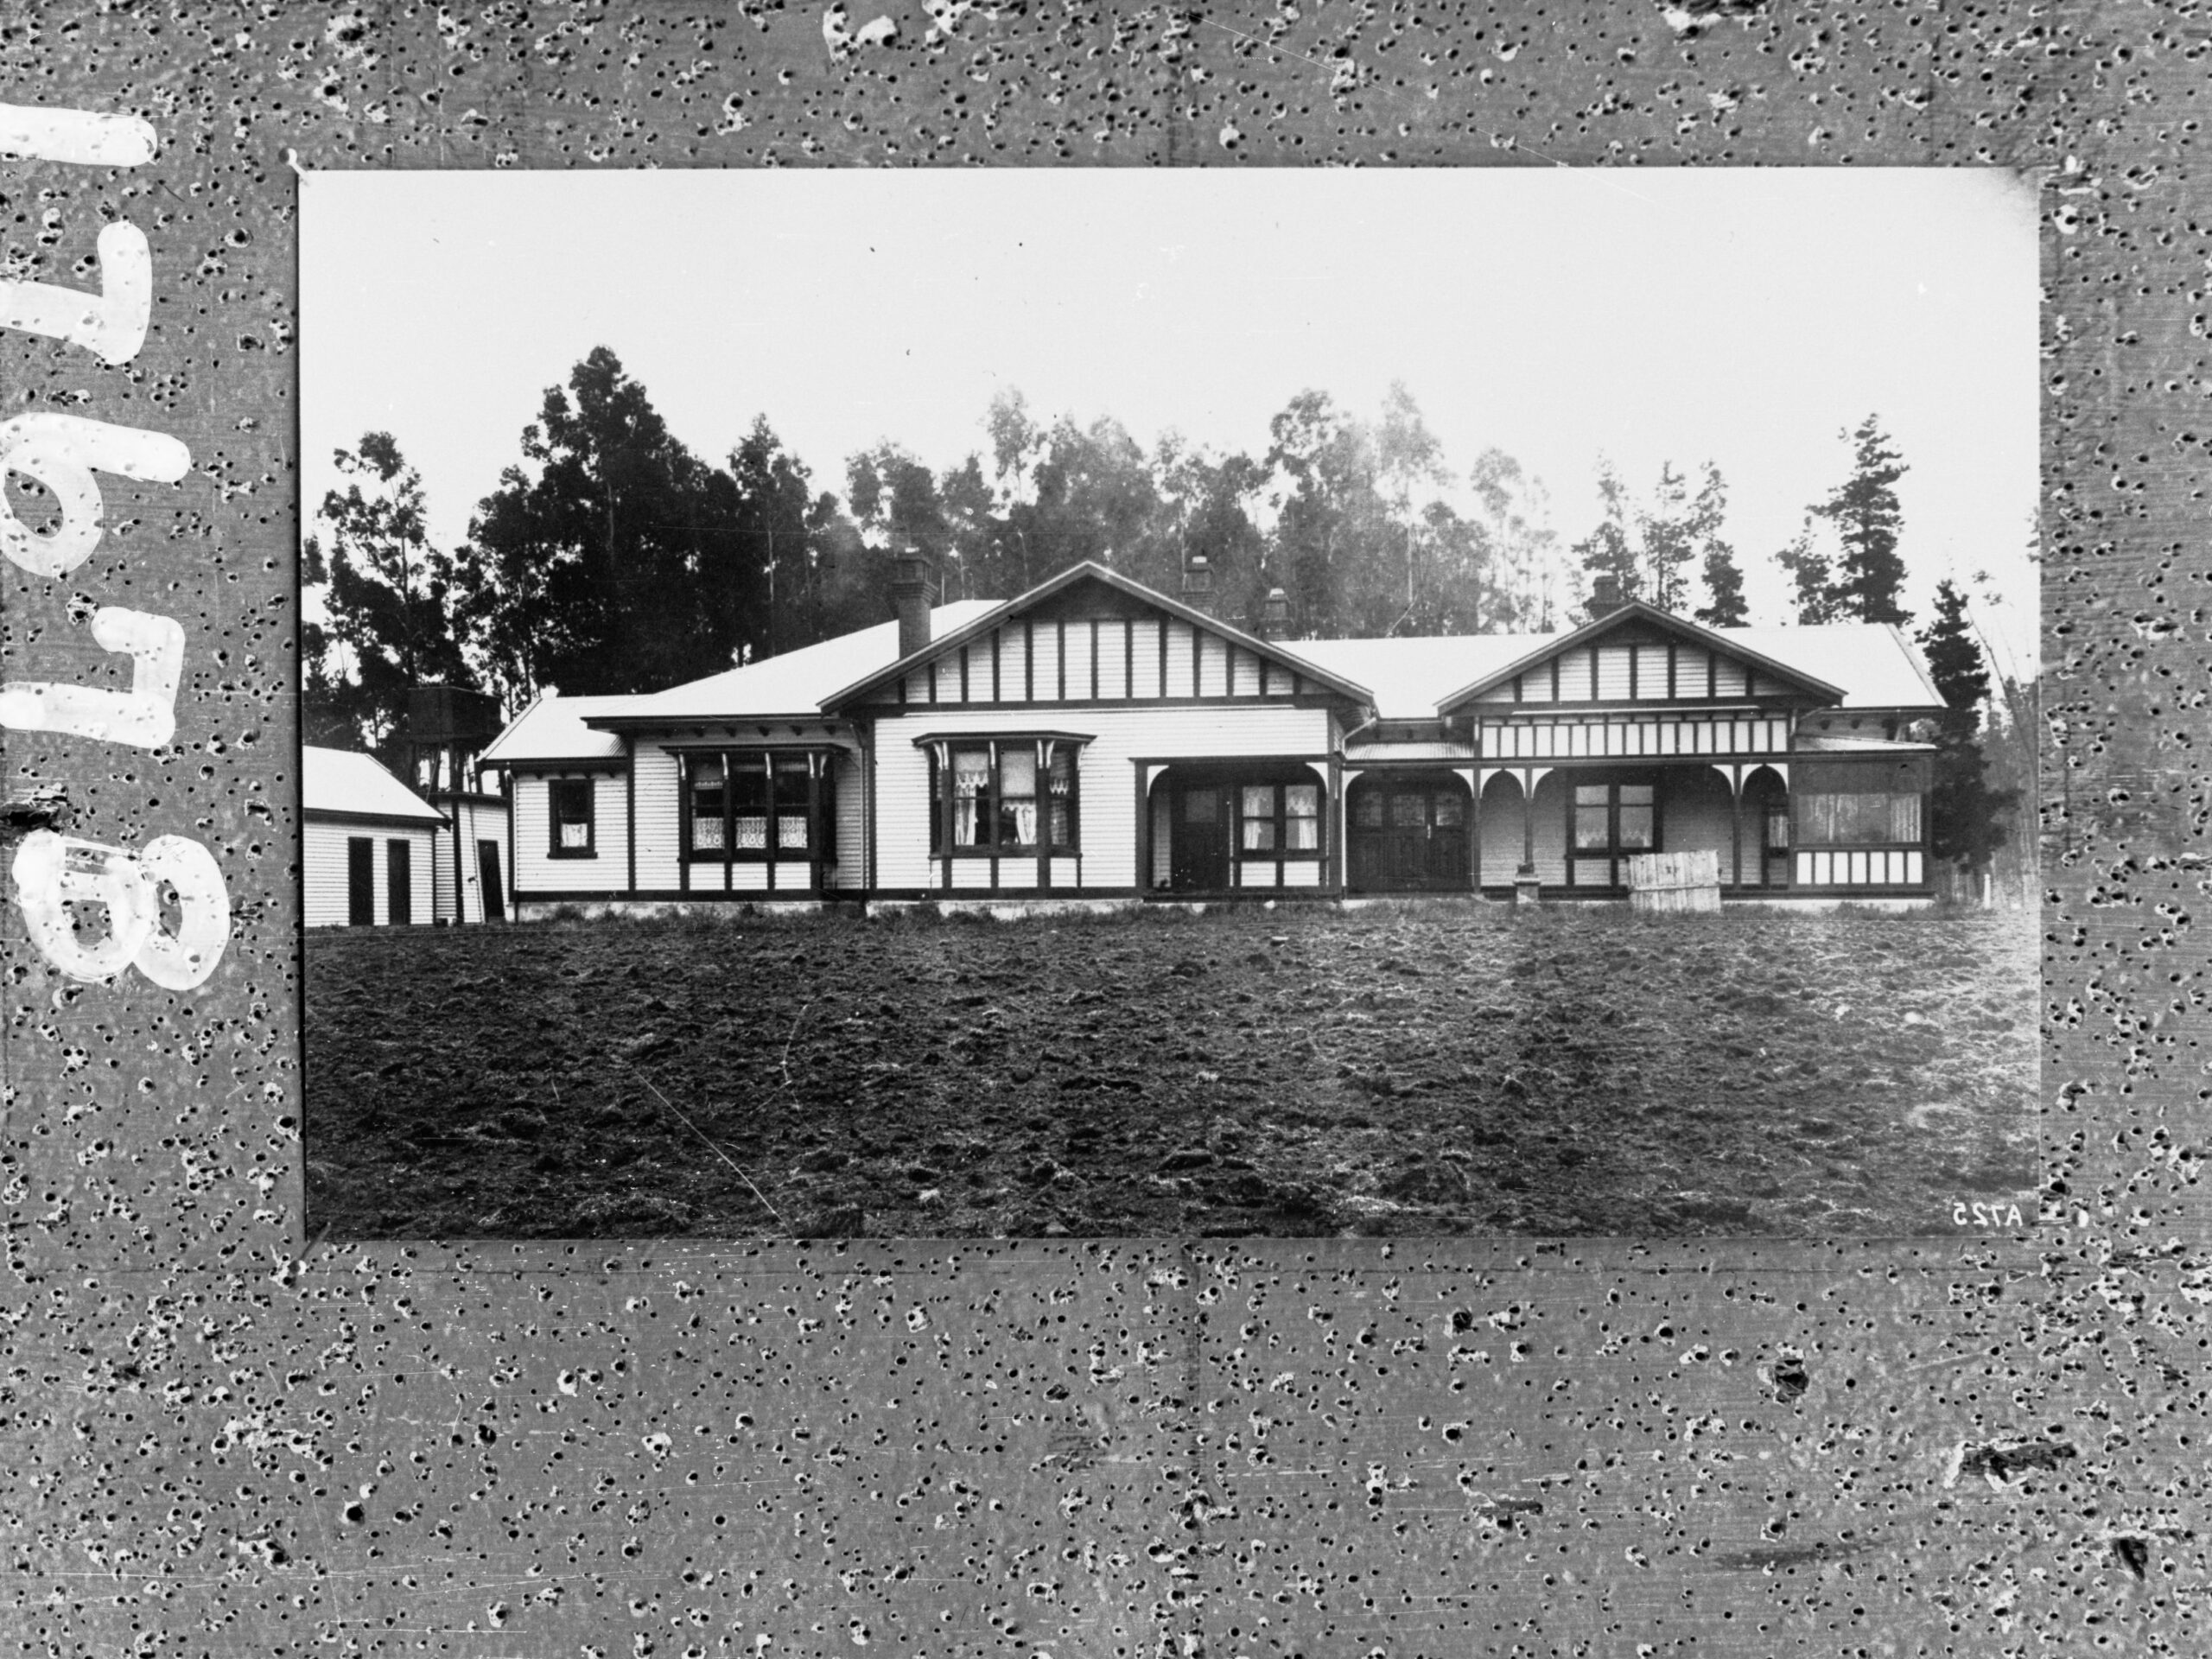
952, 749, 990, 847
999, 748, 1038, 848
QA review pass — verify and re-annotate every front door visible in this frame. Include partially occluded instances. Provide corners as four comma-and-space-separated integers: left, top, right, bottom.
1350, 779, 1471, 892
477, 839, 506, 922
1170, 782, 1232, 891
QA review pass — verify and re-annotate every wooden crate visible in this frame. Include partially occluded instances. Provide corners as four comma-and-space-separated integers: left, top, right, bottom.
1627, 849, 1721, 912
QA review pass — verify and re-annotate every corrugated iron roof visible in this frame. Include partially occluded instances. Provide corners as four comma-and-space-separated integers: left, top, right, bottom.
624, 601, 1001, 721
478, 694, 632, 766
1300, 618, 1943, 718
1342, 740, 1480, 763
302, 746, 445, 823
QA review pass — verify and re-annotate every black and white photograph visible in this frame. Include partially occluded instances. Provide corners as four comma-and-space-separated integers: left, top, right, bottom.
297, 168, 2039, 1241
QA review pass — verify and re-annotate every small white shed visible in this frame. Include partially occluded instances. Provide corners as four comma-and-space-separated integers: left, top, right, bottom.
302, 746, 445, 927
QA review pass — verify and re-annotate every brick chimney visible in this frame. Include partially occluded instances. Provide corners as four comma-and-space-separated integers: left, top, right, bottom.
1181, 554, 1215, 614
890, 549, 937, 660
1255, 586, 1290, 640
1587, 574, 1626, 621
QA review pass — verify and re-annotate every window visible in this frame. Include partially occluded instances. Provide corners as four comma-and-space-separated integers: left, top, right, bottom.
550, 779, 595, 857
998, 748, 1038, 847
952, 747, 993, 847
1047, 748, 1076, 848
1573, 781, 1656, 855
1798, 791, 1920, 844
774, 757, 813, 851
690, 757, 727, 850
930, 738, 1083, 855
683, 752, 838, 861
1237, 781, 1323, 858
731, 759, 770, 851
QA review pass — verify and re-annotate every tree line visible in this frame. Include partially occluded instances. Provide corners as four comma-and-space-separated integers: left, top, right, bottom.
302, 346, 2024, 876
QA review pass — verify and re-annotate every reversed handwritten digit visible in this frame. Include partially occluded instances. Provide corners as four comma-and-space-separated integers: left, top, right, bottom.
0, 412, 191, 579
0, 220, 153, 365
131, 834, 232, 989
0, 103, 156, 168
10, 831, 154, 982
0, 605, 185, 747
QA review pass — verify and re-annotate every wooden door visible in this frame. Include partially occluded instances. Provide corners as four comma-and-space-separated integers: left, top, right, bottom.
1423, 787, 1469, 887
477, 839, 505, 922
1353, 780, 1471, 892
1171, 783, 1230, 891
346, 836, 374, 925
385, 838, 412, 925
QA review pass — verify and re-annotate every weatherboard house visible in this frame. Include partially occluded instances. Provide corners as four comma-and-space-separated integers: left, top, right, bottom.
474, 556, 1949, 915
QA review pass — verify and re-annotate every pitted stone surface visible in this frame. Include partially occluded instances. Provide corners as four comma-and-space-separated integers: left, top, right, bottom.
0, 3, 2193, 1653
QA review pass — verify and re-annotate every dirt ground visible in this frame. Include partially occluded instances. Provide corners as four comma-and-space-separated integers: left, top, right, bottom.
303, 902, 2041, 1241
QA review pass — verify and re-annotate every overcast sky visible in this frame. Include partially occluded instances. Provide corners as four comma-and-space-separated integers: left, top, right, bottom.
302, 166, 2038, 672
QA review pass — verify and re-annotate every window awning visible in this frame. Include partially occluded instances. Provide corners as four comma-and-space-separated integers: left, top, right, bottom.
908, 730, 1096, 749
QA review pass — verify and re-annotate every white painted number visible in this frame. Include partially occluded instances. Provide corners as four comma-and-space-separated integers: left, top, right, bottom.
0, 412, 192, 578
0, 219, 152, 365
0, 604, 186, 748
11, 830, 230, 989
1, 105, 232, 997
0, 102, 157, 168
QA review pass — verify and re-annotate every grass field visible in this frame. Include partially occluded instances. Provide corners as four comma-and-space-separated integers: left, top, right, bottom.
303, 902, 2040, 1240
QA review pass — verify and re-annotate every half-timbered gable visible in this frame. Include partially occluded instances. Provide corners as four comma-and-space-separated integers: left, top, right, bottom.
825, 564, 1372, 899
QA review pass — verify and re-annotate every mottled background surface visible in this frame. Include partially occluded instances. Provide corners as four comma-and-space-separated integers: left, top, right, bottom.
0, 3, 2196, 1654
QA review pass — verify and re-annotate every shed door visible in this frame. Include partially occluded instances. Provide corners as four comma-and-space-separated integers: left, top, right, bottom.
386, 839, 411, 925
346, 836, 374, 925
477, 839, 505, 922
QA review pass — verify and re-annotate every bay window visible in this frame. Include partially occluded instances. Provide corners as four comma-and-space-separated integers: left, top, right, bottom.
923, 734, 1088, 856
682, 750, 837, 862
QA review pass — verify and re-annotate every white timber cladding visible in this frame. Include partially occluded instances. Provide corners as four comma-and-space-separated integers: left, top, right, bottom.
302, 817, 438, 927
1479, 714, 1793, 760
632, 742, 681, 890
428, 798, 512, 923
873, 703, 1332, 892
431, 819, 458, 919
831, 751, 866, 889
510, 771, 629, 896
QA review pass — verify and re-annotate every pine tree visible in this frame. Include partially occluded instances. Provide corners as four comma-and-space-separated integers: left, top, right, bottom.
1774, 520, 1847, 625
1572, 461, 1638, 609
1918, 579, 1991, 721
1916, 578, 2012, 878
1815, 415, 1911, 625
1687, 464, 1747, 626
